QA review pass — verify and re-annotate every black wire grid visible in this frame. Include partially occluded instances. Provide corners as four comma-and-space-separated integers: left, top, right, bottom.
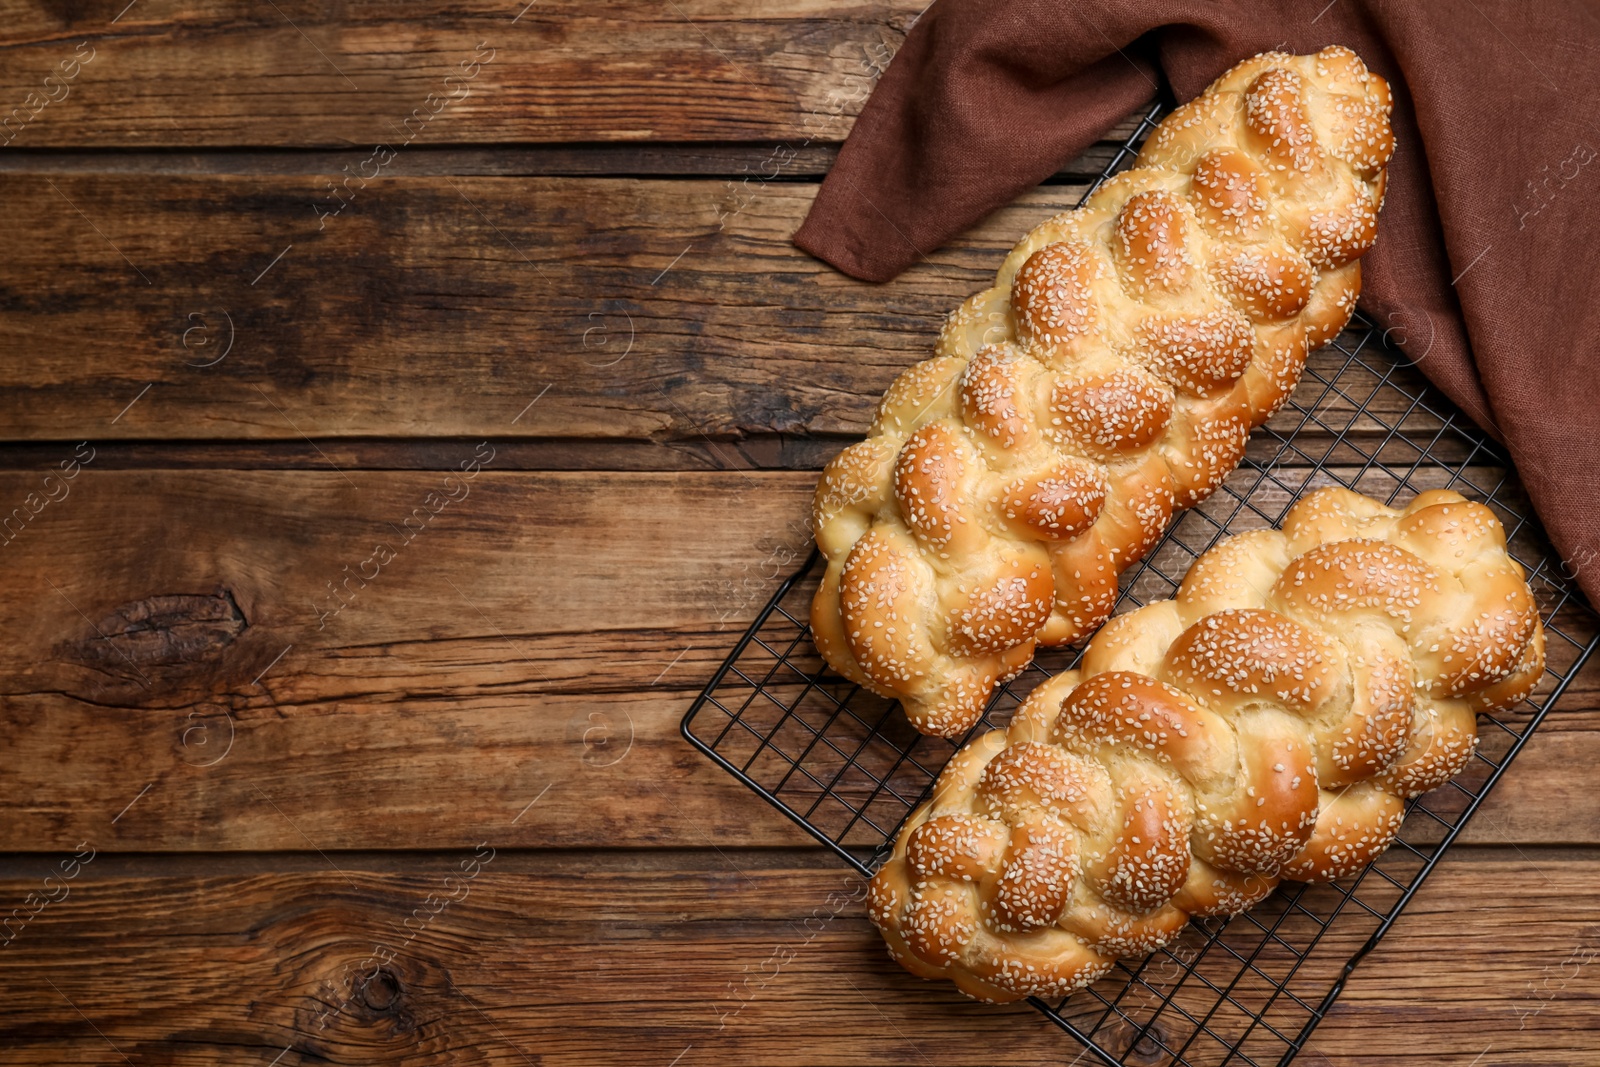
680, 104, 1600, 1066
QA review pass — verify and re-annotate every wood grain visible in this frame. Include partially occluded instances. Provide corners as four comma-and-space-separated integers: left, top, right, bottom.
0, 851, 1594, 1065
0, 467, 1592, 852
0, 0, 917, 147
0, 171, 1057, 441
0, 172, 1458, 446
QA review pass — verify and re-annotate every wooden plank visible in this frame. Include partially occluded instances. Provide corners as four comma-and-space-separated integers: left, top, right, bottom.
0, 467, 1592, 852
0, 172, 1449, 443
0, 0, 917, 147
0, 851, 1594, 1064
0, 468, 814, 852
0, 172, 1058, 441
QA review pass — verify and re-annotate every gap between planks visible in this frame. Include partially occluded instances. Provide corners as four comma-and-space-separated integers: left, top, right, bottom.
0, 434, 1472, 472
0, 141, 1132, 180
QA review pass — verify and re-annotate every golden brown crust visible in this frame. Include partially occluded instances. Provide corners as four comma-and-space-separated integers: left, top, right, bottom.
871, 487, 1545, 1003
813, 48, 1395, 737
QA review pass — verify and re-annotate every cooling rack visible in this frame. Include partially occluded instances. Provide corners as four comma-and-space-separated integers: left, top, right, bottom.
680, 103, 1600, 1066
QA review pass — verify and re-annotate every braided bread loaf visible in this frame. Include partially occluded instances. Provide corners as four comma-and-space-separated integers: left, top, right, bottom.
812, 47, 1395, 737
868, 487, 1545, 1003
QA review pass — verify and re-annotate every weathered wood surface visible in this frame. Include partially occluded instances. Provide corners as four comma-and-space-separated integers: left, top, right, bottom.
0, 173, 1446, 447
0, 171, 990, 441
0, 853, 1595, 1065
0, 468, 1592, 852
3, 4, 1596, 1061
0, 159, 1465, 460
0, 171, 1053, 441
0, 0, 914, 146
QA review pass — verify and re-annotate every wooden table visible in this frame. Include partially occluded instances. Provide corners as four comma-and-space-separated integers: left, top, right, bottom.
2, 3, 1596, 1064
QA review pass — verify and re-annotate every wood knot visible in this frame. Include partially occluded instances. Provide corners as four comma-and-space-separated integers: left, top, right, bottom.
280, 930, 490, 1062
60, 588, 248, 697
359, 967, 403, 1013
295, 952, 421, 1042
55, 587, 251, 705
1102, 1018, 1173, 1066
71, 588, 247, 671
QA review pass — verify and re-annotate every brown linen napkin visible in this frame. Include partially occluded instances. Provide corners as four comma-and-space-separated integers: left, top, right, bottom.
794, 0, 1600, 607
